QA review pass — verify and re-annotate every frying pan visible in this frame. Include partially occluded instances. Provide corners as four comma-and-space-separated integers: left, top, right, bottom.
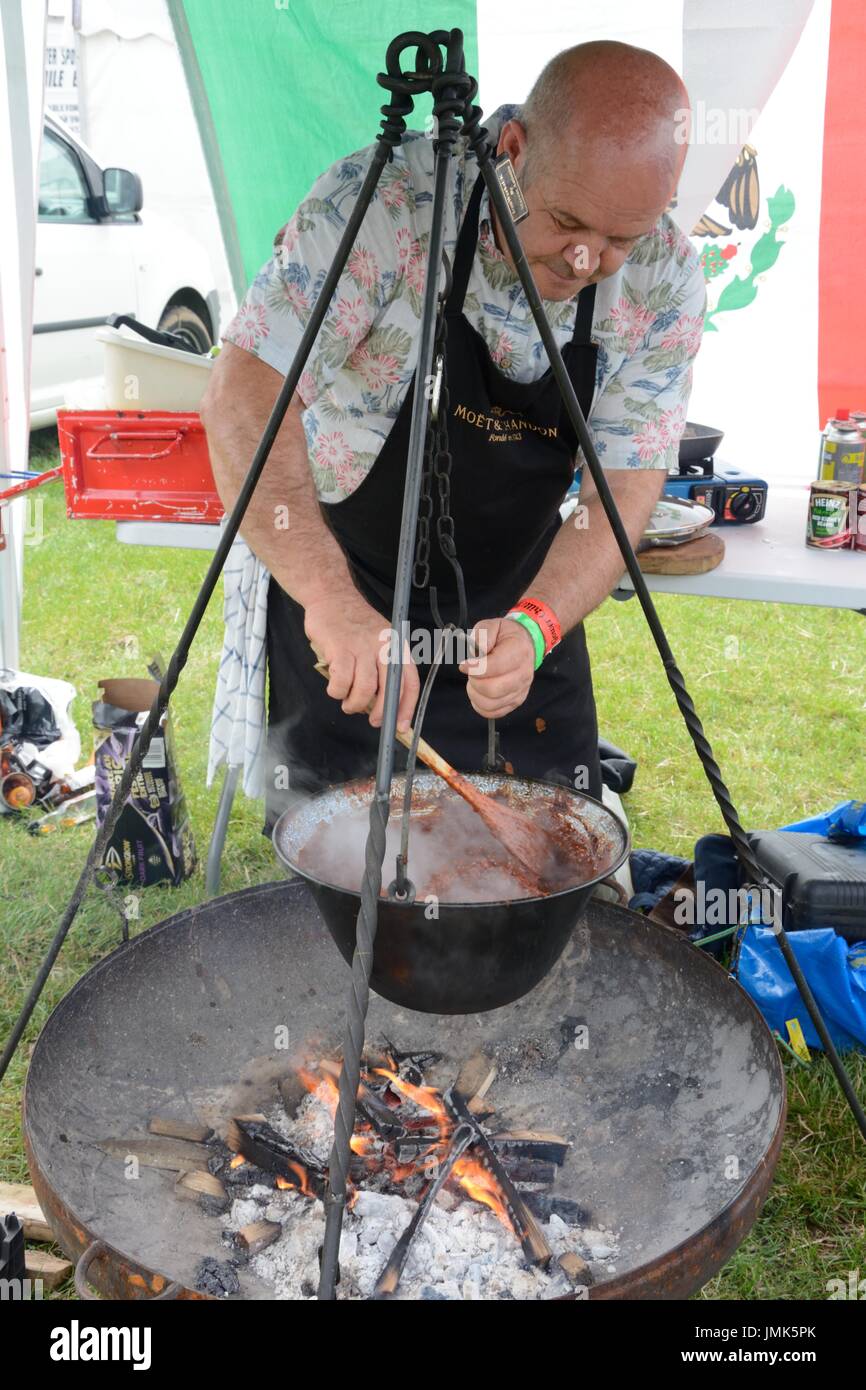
678, 421, 724, 468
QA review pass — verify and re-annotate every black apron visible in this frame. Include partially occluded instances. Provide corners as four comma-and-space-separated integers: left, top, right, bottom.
265, 171, 601, 829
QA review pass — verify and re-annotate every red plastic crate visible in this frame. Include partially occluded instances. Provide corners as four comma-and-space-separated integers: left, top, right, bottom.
58, 409, 224, 524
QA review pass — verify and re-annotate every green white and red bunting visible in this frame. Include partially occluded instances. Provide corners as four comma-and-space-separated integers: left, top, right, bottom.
174, 0, 862, 480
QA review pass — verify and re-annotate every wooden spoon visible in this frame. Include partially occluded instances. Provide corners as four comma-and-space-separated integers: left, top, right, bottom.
311, 647, 551, 894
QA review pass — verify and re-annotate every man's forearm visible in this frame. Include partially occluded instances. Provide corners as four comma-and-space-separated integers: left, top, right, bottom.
201, 344, 419, 726
200, 343, 357, 612
523, 469, 666, 631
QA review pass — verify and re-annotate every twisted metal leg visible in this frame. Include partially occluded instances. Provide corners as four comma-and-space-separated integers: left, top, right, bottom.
317, 33, 475, 1296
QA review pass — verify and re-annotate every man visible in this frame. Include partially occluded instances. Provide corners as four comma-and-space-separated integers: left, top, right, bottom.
202, 40, 705, 829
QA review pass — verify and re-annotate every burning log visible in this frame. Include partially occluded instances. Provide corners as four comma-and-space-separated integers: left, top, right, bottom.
373, 1122, 476, 1299
227, 1117, 326, 1199
380, 1037, 442, 1086
391, 1137, 554, 1185
356, 1094, 407, 1141
491, 1131, 570, 1166
444, 1090, 553, 1269
235, 1219, 282, 1257
499, 1158, 557, 1186
317, 1058, 407, 1140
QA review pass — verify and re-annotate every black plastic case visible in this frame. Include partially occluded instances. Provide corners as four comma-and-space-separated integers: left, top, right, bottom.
747, 831, 866, 943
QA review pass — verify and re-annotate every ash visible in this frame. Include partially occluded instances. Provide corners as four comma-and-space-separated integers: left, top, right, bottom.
225, 1091, 619, 1301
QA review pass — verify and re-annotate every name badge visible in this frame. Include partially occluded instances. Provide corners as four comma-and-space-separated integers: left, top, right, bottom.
493, 154, 529, 224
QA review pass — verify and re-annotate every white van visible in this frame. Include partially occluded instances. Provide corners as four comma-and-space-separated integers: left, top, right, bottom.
31, 113, 220, 427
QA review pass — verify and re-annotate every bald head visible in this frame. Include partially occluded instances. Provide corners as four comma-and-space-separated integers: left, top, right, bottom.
521, 40, 689, 186
492, 41, 690, 301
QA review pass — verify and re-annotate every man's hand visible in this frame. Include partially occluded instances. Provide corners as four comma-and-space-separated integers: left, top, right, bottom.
458, 617, 536, 719
304, 594, 420, 733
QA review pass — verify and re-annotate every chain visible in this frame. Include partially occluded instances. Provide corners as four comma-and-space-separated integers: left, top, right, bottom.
411, 308, 447, 593
411, 306, 468, 630
431, 317, 455, 557
411, 375, 436, 592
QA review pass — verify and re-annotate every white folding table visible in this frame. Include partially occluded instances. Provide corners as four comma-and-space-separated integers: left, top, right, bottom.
613, 483, 865, 611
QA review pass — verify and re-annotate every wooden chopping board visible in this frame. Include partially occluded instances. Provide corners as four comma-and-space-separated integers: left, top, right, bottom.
638, 530, 724, 575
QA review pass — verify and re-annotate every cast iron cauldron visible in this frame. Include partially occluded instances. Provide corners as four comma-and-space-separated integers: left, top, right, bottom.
273, 771, 629, 1014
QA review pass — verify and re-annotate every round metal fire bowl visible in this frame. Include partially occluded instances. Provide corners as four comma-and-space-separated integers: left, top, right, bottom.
23, 880, 785, 1301
273, 772, 630, 1013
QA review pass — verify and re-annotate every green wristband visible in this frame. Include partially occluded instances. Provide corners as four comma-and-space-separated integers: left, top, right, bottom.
505, 610, 545, 670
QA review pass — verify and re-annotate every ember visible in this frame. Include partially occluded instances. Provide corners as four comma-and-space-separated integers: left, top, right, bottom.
182, 1042, 619, 1300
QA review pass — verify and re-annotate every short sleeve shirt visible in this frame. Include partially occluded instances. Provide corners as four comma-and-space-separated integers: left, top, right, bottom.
224, 105, 706, 504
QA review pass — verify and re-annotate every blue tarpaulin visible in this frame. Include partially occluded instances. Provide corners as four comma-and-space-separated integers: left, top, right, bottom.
738, 926, 866, 1052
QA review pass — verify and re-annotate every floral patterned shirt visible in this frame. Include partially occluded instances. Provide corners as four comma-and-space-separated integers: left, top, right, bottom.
225, 105, 706, 503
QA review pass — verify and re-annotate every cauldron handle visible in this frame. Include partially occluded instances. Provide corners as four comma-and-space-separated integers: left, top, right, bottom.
74, 1239, 180, 1300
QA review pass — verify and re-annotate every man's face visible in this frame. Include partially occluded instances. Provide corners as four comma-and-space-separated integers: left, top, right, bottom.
494, 119, 677, 302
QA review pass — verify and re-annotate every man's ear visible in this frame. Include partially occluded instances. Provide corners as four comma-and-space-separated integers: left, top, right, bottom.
498, 119, 529, 173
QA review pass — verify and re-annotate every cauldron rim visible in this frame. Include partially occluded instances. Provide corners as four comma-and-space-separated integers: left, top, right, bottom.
272, 771, 630, 907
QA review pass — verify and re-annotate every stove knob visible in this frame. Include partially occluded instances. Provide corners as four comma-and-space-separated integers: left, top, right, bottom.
729, 488, 759, 520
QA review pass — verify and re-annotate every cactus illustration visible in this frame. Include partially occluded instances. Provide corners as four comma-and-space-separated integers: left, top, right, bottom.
700, 243, 737, 281
703, 186, 795, 332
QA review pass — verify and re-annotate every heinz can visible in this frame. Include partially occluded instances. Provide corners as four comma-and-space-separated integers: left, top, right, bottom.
806, 481, 855, 548
855, 485, 866, 551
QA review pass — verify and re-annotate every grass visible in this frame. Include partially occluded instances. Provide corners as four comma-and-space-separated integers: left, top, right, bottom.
1, 428, 864, 1299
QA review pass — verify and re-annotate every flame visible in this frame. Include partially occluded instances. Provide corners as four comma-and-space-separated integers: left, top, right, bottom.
373, 1067, 448, 1123
229, 1153, 246, 1170
297, 1066, 340, 1118
453, 1156, 512, 1229
276, 1160, 317, 1199
284, 1056, 518, 1242
295, 1062, 384, 1161
388, 1159, 423, 1184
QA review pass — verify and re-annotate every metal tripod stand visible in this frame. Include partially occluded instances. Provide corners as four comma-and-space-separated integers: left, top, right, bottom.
1, 28, 863, 1305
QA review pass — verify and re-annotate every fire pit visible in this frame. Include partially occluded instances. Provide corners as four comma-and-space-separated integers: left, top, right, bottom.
23, 880, 785, 1300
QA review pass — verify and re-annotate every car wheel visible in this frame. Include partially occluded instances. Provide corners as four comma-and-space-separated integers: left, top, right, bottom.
157, 302, 213, 354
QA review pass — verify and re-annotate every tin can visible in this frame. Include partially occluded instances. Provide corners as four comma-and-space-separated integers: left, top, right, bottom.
0, 770, 36, 809
817, 421, 866, 484
806, 481, 855, 548
855, 485, 866, 551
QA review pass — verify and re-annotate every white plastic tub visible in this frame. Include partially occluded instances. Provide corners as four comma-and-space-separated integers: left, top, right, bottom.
97, 325, 213, 412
